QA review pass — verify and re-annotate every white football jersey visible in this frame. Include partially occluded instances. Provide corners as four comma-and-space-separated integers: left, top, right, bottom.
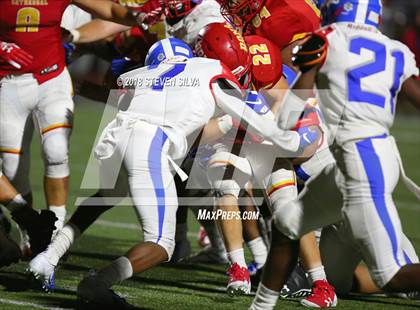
165, 0, 225, 46
118, 57, 222, 158
317, 23, 419, 144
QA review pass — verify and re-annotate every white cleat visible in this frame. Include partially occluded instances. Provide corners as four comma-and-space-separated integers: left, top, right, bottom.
28, 253, 56, 292
185, 245, 228, 264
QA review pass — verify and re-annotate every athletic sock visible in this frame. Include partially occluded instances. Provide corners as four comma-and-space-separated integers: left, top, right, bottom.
95, 256, 133, 288
227, 248, 247, 268
49, 205, 66, 232
247, 237, 268, 269
307, 265, 327, 284
250, 283, 280, 310
45, 224, 79, 266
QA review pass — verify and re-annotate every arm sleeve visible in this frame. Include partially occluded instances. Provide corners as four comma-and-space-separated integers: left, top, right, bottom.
211, 78, 301, 154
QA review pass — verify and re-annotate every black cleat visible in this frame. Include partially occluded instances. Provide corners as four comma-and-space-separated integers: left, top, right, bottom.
280, 263, 312, 299
11, 208, 57, 257
77, 272, 138, 310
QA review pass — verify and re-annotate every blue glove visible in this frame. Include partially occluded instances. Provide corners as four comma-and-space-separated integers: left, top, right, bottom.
63, 43, 76, 65
111, 57, 134, 77
297, 126, 319, 149
245, 90, 271, 115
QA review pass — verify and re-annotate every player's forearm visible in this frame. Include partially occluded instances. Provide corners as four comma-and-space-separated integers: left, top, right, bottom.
201, 117, 229, 144
71, 19, 130, 44
212, 82, 300, 153
401, 76, 420, 109
72, 0, 138, 27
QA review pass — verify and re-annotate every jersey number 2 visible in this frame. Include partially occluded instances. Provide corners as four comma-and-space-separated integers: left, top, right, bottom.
16, 7, 41, 33
347, 37, 404, 114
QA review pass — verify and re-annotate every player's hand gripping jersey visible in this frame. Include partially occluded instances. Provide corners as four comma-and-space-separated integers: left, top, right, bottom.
317, 23, 419, 144
0, 0, 71, 83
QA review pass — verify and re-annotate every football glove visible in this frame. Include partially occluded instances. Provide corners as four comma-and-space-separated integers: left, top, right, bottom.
0, 42, 34, 69
111, 57, 136, 77
292, 33, 328, 73
296, 126, 320, 150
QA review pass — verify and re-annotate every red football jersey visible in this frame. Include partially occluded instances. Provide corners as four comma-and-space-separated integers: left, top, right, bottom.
245, 35, 283, 90
247, 0, 321, 50
0, 0, 70, 83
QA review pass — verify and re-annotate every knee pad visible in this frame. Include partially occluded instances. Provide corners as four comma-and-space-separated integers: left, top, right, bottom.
1, 152, 31, 195
207, 151, 252, 198
42, 128, 71, 178
264, 169, 300, 239
212, 179, 241, 199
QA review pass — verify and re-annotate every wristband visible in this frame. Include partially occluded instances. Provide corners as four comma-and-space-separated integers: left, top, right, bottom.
217, 114, 233, 135
70, 29, 81, 43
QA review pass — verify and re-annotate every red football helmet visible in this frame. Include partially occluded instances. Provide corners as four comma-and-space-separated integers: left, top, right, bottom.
160, 0, 202, 18
216, 0, 266, 26
195, 22, 252, 88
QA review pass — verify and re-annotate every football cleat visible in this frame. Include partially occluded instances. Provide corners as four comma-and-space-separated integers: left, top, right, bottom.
11, 208, 57, 257
28, 252, 56, 292
280, 263, 312, 299
77, 271, 137, 309
301, 279, 337, 308
185, 245, 228, 264
227, 263, 251, 296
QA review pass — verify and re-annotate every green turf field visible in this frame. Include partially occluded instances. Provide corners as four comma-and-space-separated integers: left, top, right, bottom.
0, 98, 419, 309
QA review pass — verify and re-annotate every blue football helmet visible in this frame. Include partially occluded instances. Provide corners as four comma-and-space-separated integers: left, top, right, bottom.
145, 38, 193, 66
317, 0, 382, 28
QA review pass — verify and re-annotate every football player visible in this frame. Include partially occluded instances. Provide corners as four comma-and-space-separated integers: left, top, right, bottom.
251, 0, 420, 308
215, 0, 321, 66
29, 37, 318, 307
197, 22, 337, 301
0, 0, 152, 250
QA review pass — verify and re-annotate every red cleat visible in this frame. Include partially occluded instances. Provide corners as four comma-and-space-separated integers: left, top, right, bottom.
226, 263, 251, 296
301, 280, 337, 308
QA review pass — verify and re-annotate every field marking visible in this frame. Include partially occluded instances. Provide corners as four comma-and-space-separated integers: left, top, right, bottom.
0, 298, 69, 310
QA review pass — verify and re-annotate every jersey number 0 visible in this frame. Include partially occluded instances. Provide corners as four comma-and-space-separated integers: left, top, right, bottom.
15, 7, 40, 33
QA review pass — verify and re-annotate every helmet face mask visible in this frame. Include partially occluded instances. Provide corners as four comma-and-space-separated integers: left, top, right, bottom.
160, 0, 202, 19
217, 0, 265, 26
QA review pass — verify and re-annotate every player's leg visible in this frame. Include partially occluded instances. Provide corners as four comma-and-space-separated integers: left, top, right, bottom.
35, 69, 74, 233
0, 75, 57, 256
77, 125, 177, 307
28, 144, 129, 290
0, 169, 23, 267
207, 150, 253, 295
242, 189, 268, 270
250, 226, 300, 310
340, 136, 420, 293
319, 224, 363, 296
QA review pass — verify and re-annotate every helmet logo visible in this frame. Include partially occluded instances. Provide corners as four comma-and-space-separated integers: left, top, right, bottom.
224, 24, 248, 52
157, 53, 166, 62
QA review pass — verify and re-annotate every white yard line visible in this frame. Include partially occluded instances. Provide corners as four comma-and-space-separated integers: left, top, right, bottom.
0, 298, 70, 310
